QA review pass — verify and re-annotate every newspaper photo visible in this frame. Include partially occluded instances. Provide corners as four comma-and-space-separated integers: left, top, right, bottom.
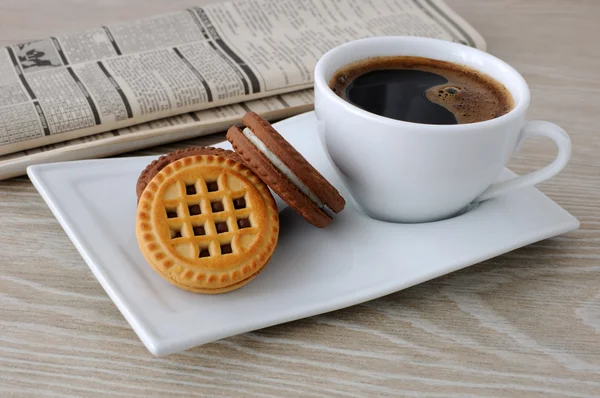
0, 0, 485, 179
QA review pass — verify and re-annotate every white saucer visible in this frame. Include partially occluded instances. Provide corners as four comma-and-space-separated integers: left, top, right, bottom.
27, 111, 579, 356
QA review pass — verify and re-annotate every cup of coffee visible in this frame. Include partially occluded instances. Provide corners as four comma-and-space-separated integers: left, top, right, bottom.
314, 36, 571, 223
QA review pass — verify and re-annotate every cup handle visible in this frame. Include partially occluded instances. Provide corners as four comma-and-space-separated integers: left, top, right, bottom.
473, 120, 572, 202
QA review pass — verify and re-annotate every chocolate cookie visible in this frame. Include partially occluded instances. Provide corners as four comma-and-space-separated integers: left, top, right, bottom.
136, 147, 241, 201
227, 112, 345, 228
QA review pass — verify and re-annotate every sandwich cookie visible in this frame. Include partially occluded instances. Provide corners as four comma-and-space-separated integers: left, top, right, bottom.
227, 112, 345, 228
136, 147, 241, 201
136, 154, 279, 294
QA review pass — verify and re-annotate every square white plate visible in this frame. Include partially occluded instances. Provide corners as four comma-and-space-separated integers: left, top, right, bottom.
28, 111, 579, 356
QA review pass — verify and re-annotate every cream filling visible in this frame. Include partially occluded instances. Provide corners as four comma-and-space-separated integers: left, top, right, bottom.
242, 127, 334, 218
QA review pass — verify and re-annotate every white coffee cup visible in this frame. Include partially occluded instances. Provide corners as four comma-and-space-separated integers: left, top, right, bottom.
314, 36, 571, 223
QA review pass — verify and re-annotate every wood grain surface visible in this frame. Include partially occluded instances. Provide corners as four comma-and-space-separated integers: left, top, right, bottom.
1, 0, 599, 396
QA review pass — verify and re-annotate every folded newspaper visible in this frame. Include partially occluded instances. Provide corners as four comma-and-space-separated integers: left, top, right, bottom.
0, 0, 485, 179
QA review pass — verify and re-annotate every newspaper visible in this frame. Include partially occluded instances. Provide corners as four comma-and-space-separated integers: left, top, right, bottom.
0, 0, 485, 179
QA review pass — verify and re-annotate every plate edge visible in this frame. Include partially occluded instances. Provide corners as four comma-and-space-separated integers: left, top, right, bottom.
28, 166, 164, 355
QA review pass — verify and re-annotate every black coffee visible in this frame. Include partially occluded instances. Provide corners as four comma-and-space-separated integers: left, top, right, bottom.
329, 56, 513, 125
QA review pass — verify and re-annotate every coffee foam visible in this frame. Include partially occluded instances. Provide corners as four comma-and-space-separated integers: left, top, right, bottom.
329, 56, 514, 124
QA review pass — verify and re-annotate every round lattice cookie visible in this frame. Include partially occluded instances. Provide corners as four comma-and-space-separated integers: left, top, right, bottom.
136, 154, 279, 294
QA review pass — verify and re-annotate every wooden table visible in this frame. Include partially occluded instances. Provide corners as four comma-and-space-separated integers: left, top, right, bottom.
1, 0, 599, 396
